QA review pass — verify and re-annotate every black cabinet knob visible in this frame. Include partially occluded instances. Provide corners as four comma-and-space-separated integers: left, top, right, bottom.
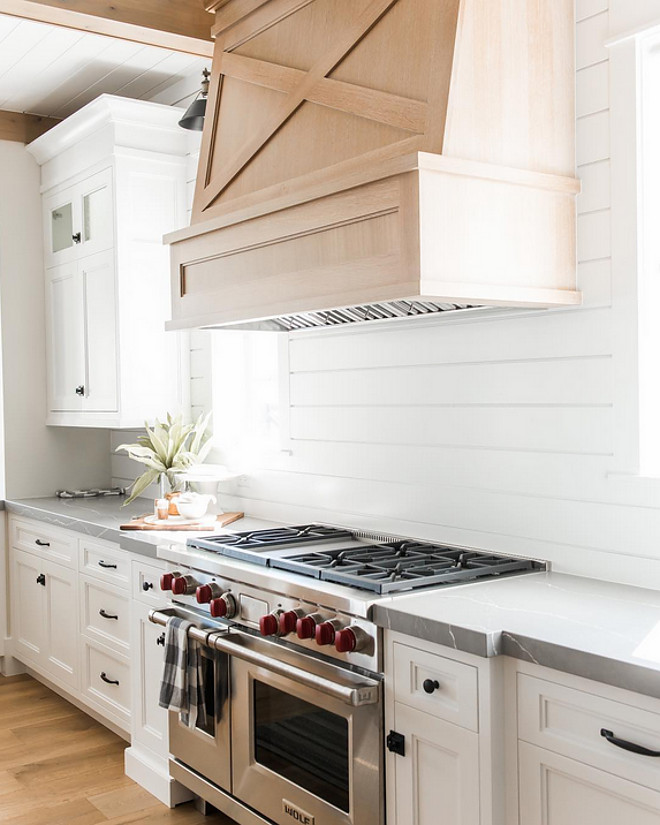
72, 232, 81, 244
156, 633, 165, 647
75, 385, 85, 397
423, 679, 440, 694
36, 573, 46, 586
142, 581, 154, 591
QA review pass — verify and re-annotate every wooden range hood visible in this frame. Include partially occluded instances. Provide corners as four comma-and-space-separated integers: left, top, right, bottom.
165, 0, 581, 332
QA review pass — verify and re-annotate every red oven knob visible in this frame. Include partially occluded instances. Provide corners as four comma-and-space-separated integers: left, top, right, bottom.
316, 620, 341, 646
335, 626, 370, 654
279, 609, 305, 635
160, 572, 181, 591
259, 612, 282, 637
196, 582, 222, 604
210, 593, 236, 619
171, 575, 199, 596
296, 612, 323, 640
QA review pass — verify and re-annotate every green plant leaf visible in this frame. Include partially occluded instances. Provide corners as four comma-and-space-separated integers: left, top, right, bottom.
123, 468, 159, 505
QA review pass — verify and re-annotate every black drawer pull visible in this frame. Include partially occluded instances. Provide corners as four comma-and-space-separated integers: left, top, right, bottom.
100, 672, 119, 686
35, 539, 50, 547
142, 581, 154, 591
423, 679, 440, 695
98, 560, 117, 569
600, 728, 660, 757
99, 609, 119, 620
156, 633, 165, 647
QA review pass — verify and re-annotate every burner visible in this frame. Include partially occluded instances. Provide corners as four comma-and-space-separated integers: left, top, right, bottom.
189, 525, 354, 565
270, 541, 542, 594
187, 527, 544, 593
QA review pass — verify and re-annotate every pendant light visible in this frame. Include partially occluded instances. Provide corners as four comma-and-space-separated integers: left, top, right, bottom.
178, 68, 211, 131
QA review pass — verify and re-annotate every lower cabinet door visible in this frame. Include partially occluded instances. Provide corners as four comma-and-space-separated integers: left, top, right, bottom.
392, 701, 480, 825
12, 550, 46, 664
43, 559, 79, 690
519, 741, 660, 825
130, 600, 169, 754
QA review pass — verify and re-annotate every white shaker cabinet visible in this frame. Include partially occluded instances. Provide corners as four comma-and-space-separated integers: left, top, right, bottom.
12, 547, 79, 692
28, 95, 190, 428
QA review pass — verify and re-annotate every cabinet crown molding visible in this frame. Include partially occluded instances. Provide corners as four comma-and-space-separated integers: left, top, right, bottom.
26, 95, 190, 167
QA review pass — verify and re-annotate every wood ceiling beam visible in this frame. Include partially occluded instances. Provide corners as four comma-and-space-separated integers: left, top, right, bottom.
0, 0, 214, 57
0, 109, 59, 143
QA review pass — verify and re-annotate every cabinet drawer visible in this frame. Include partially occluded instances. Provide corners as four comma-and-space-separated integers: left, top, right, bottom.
11, 518, 76, 568
80, 539, 130, 589
392, 641, 478, 732
81, 575, 130, 653
518, 673, 660, 793
82, 640, 130, 728
132, 559, 166, 607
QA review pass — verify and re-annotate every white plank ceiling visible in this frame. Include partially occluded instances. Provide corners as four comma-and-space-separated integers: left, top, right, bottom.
0, 14, 210, 118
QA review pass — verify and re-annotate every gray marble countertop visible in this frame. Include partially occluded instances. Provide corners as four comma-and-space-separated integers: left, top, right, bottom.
374, 571, 660, 699
4, 496, 274, 558
7, 496, 660, 699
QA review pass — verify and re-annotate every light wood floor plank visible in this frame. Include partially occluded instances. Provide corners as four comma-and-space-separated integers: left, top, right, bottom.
0, 674, 222, 824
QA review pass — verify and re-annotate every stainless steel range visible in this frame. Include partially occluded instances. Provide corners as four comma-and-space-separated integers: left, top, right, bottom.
149, 524, 544, 825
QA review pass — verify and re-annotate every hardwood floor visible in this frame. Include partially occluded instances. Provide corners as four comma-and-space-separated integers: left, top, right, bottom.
0, 674, 224, 824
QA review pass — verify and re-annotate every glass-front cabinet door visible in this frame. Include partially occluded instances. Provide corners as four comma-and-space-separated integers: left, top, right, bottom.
43, 168, 113, 267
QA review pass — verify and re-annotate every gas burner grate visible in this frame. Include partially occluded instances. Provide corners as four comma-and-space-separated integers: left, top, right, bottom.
189, 525, 353, 565
271, 541, 543, 594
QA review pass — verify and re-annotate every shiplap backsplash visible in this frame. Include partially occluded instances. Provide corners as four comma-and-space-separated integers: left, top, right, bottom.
112, 3, 660, 588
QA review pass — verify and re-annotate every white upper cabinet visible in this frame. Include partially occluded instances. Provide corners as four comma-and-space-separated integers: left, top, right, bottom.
28, 95, 190, 428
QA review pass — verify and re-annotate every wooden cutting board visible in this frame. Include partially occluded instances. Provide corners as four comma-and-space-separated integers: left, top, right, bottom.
120, 512, 244, 531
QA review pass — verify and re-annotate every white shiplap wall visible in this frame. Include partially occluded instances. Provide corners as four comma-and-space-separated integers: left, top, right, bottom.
206, 2, 660, 589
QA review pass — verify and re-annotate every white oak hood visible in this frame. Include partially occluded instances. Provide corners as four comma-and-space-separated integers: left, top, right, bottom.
165, 0, 581, 332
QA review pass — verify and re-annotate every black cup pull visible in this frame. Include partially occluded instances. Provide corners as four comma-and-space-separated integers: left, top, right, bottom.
423, 679, 440, 695
98, 560, 117, 569
99, 609, 119, 620
142, 581, 154, 591
156, 633, 166, 647
100, 672, 119, 686
600, 728, 660, 757
35, 539, 50, 547
36, 573, 46, 586
72, 232, 81, 244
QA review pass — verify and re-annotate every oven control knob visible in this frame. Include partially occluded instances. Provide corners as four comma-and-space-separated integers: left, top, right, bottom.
296, 612, 323, 640
315, 620, 342, 646
259, 612, 282, 637
160, 572, 181, 591
210, 593, 236, 619
279, 609, 305, 636
171, 575, 199, 596
196, 582, 223, 604
335, 626, 370, 654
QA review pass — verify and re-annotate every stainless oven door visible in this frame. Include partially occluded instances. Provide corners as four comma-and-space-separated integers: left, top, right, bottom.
220, 631, 382, 825
150, 607, 231, 791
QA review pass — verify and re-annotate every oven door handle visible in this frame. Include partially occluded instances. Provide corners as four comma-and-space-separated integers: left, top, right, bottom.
149, 608, 379, 707
211, 631, 380, 707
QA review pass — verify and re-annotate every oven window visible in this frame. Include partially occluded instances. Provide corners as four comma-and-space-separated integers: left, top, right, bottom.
253, 680, 350, 812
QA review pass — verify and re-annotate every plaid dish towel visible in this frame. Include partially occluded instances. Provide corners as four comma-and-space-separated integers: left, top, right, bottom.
158, 616, 207, 730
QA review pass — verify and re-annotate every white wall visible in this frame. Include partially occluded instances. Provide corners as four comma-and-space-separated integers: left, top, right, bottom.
0, 141, 111, 499
196, 1, 660, 591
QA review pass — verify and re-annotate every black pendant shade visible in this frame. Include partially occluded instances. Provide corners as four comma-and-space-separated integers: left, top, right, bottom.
178, 97, 207, 131
178, 68, 210, 132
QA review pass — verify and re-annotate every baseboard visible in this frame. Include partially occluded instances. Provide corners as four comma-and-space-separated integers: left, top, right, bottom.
1, 655, 26, 677
125, 745, 194, 808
